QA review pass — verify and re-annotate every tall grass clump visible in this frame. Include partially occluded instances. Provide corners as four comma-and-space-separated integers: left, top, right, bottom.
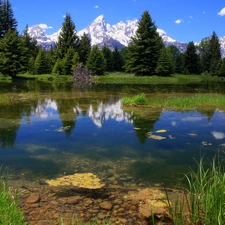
122, 93, 147, 105
0, 166, 26, 225
168, 156, 225, 225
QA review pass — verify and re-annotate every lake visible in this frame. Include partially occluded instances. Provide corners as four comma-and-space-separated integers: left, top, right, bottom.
0, 80, 225, 188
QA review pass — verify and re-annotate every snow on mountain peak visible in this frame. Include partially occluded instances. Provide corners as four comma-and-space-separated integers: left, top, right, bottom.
28, 15, 188, 52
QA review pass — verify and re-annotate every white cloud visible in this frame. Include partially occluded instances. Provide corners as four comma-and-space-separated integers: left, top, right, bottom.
94, 5, 99, 9
175, 19, 183, 24
218, 7, 225, 16
38, 24, 53, 29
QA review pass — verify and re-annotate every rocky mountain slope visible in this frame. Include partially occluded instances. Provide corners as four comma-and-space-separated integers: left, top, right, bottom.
28, 15, 225, 57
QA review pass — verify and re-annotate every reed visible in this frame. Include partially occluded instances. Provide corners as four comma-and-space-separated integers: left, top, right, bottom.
0, 166, 26, 225
167, 156, 225, 225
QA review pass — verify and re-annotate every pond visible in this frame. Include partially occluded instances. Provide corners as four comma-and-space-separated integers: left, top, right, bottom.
0, 80, 225, 188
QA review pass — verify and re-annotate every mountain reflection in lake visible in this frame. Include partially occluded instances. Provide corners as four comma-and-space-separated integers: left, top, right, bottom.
0, 97, 225, 187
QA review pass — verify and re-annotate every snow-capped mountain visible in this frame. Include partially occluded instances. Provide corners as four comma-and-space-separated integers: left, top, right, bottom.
28, 25, 56, 50
27, 15, 225, 56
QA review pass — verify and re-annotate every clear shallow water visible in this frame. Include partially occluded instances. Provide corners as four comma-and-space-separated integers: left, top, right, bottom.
0, 90, 225, 187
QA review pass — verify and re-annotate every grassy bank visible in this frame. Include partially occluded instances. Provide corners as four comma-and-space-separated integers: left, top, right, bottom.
122, 93, 225, 110
1, 72, 223, 85
0, 166, 26, 225
96, 73, 224, 84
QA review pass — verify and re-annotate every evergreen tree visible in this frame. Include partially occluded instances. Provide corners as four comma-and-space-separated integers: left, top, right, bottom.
21, 24, 38, 73
0, 0, 17, 38
71, 52, 80, 71
155, 48, 174, 76
209, 31, 221, 75
62, 47, 75, 75
218, 58, 225, 77
56, 13, 79, 59
86, 45, 106, 75
33, 48, 51, 74
78, 33, 91, 65
184, 41, 199, 74
52, 59, 63, 75
125, 10, 164, 76
0, 30, 26, 77
102, 44, 113, 72
198, 37, 211, 73
175, 53, 185, 74
112, 47, 123, 71
167, 45, 180, 72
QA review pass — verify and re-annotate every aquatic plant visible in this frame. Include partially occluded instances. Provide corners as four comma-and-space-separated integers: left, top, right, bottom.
167, 156, 225, 225
0, 166, 26, 225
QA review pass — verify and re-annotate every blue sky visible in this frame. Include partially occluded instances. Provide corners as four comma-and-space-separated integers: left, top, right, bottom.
11, 0, 225, 43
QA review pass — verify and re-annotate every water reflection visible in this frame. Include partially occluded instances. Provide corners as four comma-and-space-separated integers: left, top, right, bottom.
0, 97, 225, 186
87, 101, 133, 127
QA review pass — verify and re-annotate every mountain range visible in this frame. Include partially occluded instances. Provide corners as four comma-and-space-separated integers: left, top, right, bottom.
28, 15, 225, 57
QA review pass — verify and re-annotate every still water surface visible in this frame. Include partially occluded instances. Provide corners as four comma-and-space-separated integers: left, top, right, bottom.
0, 81, 225, 187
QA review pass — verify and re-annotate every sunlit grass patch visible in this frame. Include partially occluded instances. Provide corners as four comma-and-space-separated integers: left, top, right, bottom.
167, 156, 225, 225
122, 93, 225, 110
0, 166, 26, 225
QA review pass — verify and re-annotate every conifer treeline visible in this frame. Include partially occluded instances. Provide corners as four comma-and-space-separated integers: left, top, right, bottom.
0, 1, 224, 78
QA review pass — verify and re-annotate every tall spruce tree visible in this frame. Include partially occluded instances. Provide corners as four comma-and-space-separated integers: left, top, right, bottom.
62, 47, 75, 75
184, 41, 199, 74
78, 33, 91, 65
86, 45, 106, 75
56, 13, 79, 59
219, 58, 225, 76
125, 10, 163, 76
155, 47, 174, 76
198, 37, 211, 73
21, 24, 38, 73
0, 30, 26, 77
112, 47, 123, 71
33, 48, 51, 74
0, 0, 17, 39
209, 31, 221, 75
102, 44, 113, 72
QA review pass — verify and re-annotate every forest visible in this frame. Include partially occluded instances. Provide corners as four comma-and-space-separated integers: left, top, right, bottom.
0, 0, 225, 78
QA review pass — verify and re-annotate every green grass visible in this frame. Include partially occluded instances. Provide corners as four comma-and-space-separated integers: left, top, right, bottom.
167, 156, 225, 225
0, 75, 12, 83
0, 166, 26, 225
96, 72, 224, 84
14, 72, 225, 85
17, 74, 73, 83
122, 93, 225, 110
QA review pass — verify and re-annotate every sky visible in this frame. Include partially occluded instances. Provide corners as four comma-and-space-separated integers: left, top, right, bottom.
11, 0, 225, 43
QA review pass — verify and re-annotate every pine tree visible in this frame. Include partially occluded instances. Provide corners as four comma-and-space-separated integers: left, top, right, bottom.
155, 47, 174, 76
56, 13, 79, 59
218, 58, 225, 77
33, 48, 51, 74
198, 37, 211, 73
184, 42, 199, 74
175, 53, 185, 74
52, 59, 63, 75
0, 29, 26, 77
102, 44, 113, 72
0, 0, 17, 39
62, 47, 75, 75
209, 31, 221, 75
78, 33, 91, 65
21, 24, 38, 73
86, 45, 106, 75
125, 10, 164, 76
112, 47, 123, 71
